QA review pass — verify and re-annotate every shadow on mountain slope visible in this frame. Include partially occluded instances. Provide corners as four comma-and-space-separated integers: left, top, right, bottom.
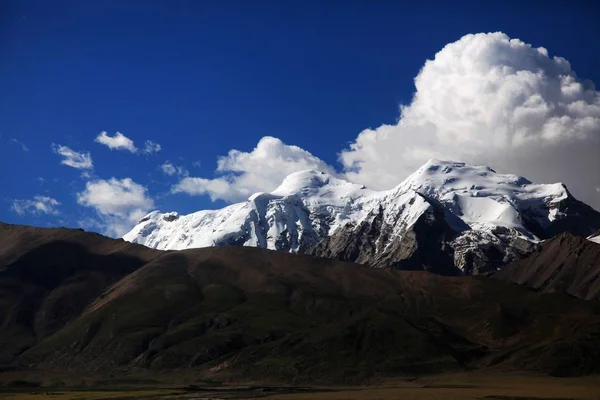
496, 232, 600, 300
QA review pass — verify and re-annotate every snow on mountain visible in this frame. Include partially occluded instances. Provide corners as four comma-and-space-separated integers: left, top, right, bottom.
589, 231, 600, 244
395, 160, 569, 233
124, 160, 600, 274
125, 171, 379, 251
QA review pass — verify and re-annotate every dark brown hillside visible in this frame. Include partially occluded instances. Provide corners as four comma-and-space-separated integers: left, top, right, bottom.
10, 244, 600, 383
495, 232, 600, 300
0, 222, 162, 363
0, 222, 160, 269
3, 223, 600, 384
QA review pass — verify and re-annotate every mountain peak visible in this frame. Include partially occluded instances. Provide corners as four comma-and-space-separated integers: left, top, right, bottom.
402, 159, 532, 190
270, 169, 365, 197
395, 159, 567, 207
268, 170, 372, 210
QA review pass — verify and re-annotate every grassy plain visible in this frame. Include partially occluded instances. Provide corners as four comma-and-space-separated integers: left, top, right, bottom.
2, 373, 600, 400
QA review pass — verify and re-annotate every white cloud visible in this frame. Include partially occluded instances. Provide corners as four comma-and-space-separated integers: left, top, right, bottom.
10, 138, 29, 152
172, 136, 335, 202
160, 161, 188, 177
95, 131, 137, 153
52, 144, 93, 170
77, 177, 154, 236
94, 132, 161, 155
11, 196, 60, 216
161, 162, 177, 176
339, 32, 600, 209
142, 140, 161, 154
172, 177, 237, 201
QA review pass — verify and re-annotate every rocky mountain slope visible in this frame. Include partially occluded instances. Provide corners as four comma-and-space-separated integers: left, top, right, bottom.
496, 232, 600, 300
124, 160, 600, 275
3, 223, 600, 383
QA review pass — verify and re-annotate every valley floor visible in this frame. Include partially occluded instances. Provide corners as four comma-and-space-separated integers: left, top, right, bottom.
2, 372, 600, 400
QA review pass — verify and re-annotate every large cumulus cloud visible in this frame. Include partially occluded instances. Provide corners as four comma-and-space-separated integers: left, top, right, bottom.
170, 32, 599, 210
341, 32, 600, 208
172, 136, 335, 202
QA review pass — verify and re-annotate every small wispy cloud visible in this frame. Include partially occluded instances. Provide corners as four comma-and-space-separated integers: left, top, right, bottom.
142, 140, 161, 154
10, 138, 29, 152
52, 144, 93, 170
11, 195, 60, 216
160, 161, 188, 177
94, 131, 161, 156
95, 131, 137, 153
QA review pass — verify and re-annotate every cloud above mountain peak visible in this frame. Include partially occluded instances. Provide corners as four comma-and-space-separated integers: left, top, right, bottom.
341, 32, 600, 207
170, 32, 600, 209
173, 136, 335, 202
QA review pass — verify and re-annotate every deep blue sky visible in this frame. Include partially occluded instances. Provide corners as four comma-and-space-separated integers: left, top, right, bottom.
1, 0, 599, 234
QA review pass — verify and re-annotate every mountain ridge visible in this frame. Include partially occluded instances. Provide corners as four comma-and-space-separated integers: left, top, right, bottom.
124, 160, 600, 274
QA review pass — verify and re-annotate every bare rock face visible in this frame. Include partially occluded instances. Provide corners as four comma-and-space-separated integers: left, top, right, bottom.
306, 193, 542, 276
306, 196, 458, 275
449, 230, 536, 275
123, 160, 600, 274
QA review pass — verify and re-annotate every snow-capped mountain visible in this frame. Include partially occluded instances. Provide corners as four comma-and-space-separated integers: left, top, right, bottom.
124, 160, 600, 275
